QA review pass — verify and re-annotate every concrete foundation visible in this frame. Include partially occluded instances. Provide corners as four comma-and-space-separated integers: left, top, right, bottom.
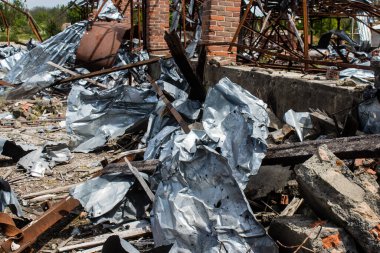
204, 65, 364, 121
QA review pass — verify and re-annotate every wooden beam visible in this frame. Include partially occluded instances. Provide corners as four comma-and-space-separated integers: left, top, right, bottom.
57, 225, 151, 252
124, 158, 155, 202
263, 134, 380, 165
47, 61, 107, 89
164, 31, 206, 102
102, 159, 160, 175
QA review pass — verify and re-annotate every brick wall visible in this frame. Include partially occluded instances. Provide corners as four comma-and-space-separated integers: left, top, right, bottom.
146, 0, 170, 52
201, 0, 241, 64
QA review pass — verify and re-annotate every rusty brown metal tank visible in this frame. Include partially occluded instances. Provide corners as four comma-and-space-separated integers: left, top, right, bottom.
76, 21, 130, 71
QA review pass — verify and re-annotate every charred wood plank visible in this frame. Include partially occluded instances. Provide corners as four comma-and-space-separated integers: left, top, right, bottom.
164, 30, 206, 102
196, 44, 207, 84
102, 159, 159, 175
264, 134, 380, 165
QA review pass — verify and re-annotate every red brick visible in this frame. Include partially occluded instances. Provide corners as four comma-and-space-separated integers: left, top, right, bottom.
201, 0, 240, 64
146, 0, 169, 51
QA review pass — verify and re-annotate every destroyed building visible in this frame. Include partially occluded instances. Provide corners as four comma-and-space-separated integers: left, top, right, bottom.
0, 0, 379, 252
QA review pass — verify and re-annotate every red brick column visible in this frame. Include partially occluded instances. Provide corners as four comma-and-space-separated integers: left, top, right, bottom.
146, 0, 170, 53
201, 0, 241, 64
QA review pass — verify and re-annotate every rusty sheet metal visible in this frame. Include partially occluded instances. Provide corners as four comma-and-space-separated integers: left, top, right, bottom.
0, 213, 22, 239
0, 197, 79, 253
76, 21, 129, 70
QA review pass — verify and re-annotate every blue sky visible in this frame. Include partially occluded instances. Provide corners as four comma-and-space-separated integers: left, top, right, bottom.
25, 0, 72, 8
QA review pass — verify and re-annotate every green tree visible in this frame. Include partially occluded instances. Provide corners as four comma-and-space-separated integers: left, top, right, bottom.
46, 19, 60, 37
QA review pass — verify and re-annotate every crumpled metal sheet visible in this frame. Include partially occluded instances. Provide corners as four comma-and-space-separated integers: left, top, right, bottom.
185, 20, 202, 58
340, 68, 374, 79
5, 22, 87, 99
150, 78, 278, 252
0, 179, 23, 217
141, 59, 195, 146
144, 126, 179, 161
152, 143, 278, 253
0, 138, 5, 154
113, 49, 150, 84
358, 97, 380, 134
244, 0, 265, 18
70, 173, 135, 218
102, 235, 140, 253
0, 138, 34, 162
98, 0, 122, 21
170, 0, 202, 58
67, 84, 157, 153
0, 45, 23, 59
17, 142, 72, 177
92, 181, 151, 224
283, 109, 313, 142
0, 51, 27, 76
357, 13, 372, 47
202, 77, 269, 188
170, 0, 181, 32
157, 59, 190, 98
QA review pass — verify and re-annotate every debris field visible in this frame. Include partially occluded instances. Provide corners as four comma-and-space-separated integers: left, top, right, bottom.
0, 0, 380, 253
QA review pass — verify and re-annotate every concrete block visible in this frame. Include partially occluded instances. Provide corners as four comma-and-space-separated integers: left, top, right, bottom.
295, 145, 380, 252
269, 215, 358, 253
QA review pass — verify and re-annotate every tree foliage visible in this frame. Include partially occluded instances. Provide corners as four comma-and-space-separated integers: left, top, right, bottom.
0, 0, 85, 42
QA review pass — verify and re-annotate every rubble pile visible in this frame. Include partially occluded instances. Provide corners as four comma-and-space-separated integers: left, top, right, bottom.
0, 6, 379, 253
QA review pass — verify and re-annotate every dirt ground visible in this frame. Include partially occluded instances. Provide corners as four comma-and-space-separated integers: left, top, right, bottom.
0, 117, 153, 252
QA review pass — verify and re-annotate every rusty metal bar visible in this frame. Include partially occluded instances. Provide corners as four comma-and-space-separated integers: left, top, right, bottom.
121, 0, 132, 16
302, 0, 309, 70
0, 197, 80, 253
148, 76, 190, 134
202, 42, 373, 70
0, 10, 9, 46
228, 0, 255, 52
138, 0, 141, 47
92, 0, 108, 21
182, 0, 187, 47
57, 55, 172, 85
142, 0, 148, 50
130, 0, 134, 44
243, 24, 304, 59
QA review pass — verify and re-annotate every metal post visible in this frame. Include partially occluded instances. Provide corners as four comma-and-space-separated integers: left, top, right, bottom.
302, 0, 309, 71
228, 0, 255, 52
142, 0, 148, 50
182, 0, 187, 47
371, 59, 380, 90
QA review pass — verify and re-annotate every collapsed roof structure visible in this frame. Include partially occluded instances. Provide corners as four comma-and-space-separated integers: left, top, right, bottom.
0, 0, 379, 252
